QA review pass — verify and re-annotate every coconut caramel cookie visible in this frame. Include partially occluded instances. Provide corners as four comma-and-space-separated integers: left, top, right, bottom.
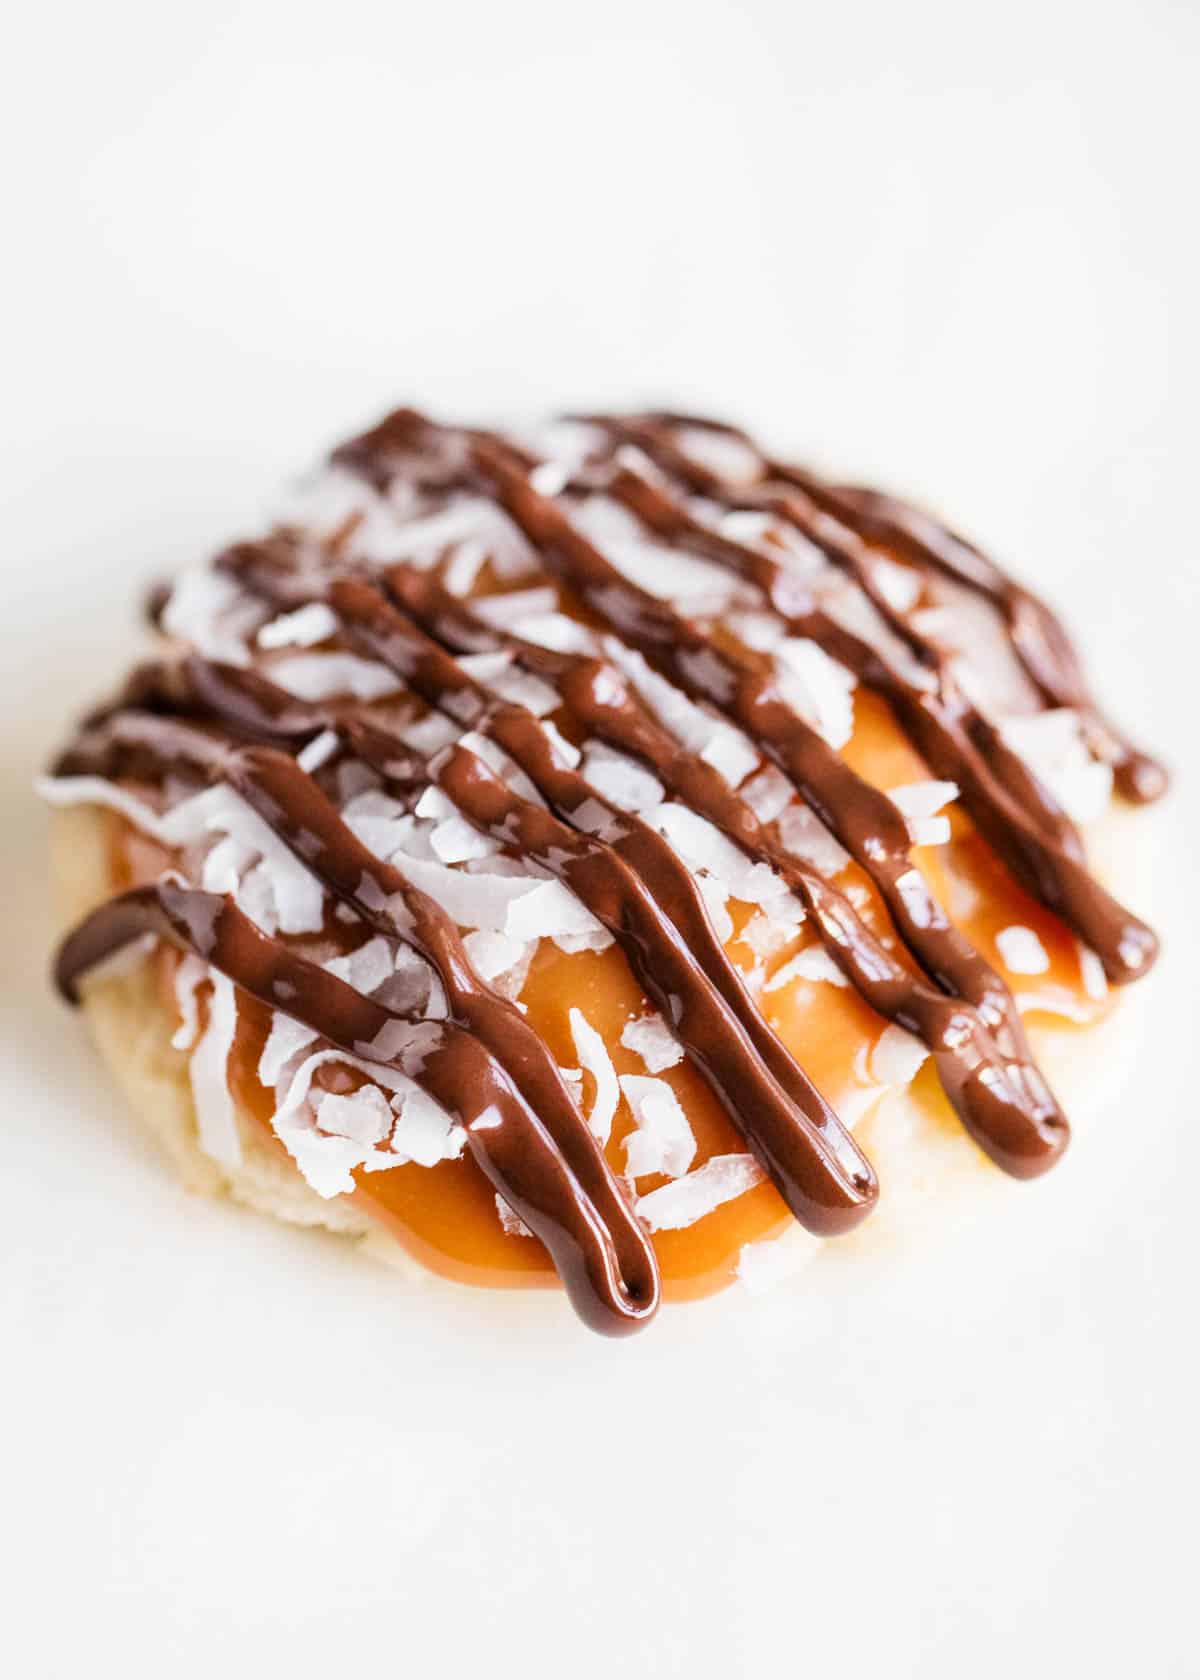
42, 408, 1165, 1333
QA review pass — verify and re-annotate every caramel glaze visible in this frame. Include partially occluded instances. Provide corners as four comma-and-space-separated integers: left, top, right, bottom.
51, 406, 1165, 1332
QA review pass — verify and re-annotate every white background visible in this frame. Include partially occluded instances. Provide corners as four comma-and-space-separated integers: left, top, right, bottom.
2, 2, 1197, 1674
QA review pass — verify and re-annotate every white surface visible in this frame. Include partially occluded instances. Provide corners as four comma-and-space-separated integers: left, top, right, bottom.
2, 2, 1197, 1675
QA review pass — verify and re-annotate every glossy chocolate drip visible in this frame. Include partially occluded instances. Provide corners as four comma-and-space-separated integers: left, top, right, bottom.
54, 879, 653, 1335
49, 403, 1164, 1330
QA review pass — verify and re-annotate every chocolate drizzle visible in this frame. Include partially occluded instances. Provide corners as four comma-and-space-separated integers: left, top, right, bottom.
49, 405, 1165, 1332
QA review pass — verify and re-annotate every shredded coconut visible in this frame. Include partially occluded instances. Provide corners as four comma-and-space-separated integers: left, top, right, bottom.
462, 929, 535, 989
272, 1048, 464, 1195
472, 587, 559, 625
296, 729, 340, 773
188, 972, 242, 1167
620, 1075, 696, 1180
739, 765, 794, 825
774, 802, 851, 876
635, 1153, 766, 1231
998, 709, 1114, 826
870, 1023, 930, 1085
161, 564, 258, 665
569, 1007, 620, 1144
579, 742, 665, 813
257, 601, 339, 649
773, 638, 857, 750
765, 944, 849, 991
995, 925, 1051, 975
268, 652, 401, 703
889, 780, 959, 847
512, 612, 599, 655
619, 1011, 684, 1073
1078, 943, 1108, 1001
313, 1085, 393, 1147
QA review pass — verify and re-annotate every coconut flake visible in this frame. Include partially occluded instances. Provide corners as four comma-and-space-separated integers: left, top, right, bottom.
495, 1193, 533, 1238
602, 637, 758, 773
257, 601, 339, 649
505, 876, 602, 942
889, 780, 959, 847
774, 803, 851, 877
870, 555, 923, 615
37, 774, 170, 834
1078, 943, 1108, 1001
359, 495, 533, 576
390, 1086, 466, 1166
551, 927, 616, 955
580, 742, 665, 813
574, 494, 745, 608
296, 729, 340, 773
773, 638, 857, 749
870, 1023, 930, 1085
620, 1075, 696, 1180
674, 426, 762, 486
1016, 986, 1094, 1024
699, 729, 759, 788
188, 972, 242, 1167
998, 709, 1114, 826
646, 802, 787, 909
323, 936, 396, 997
740, 766, 794, 825
529, 460, 570, 496
569, 1007, 620, 1144
268, 652, 401, 703
512, 613, 599, 655
259, 1011, 319, 1087
536, 718, 580, 769
429, 815, 499, 865
620, 1012, 684, 1073
635, 1153, 766, 1231
313, 1085, 393, 1147
996, 925, 1051, 975
380, 848, 596, 940
161, 564, 259, 664
397, 710, 459, 755
442, 538, 489, 596
765, 944, 849, 992
39, 776, 326, 937
694, 874, 734, 942
472, 587, 559, 625
164, 784, 325, 935
201, 831, 254, 894
272, 1048, 463, 1194
462, 929, 535, 991
739, 912, 796, 963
